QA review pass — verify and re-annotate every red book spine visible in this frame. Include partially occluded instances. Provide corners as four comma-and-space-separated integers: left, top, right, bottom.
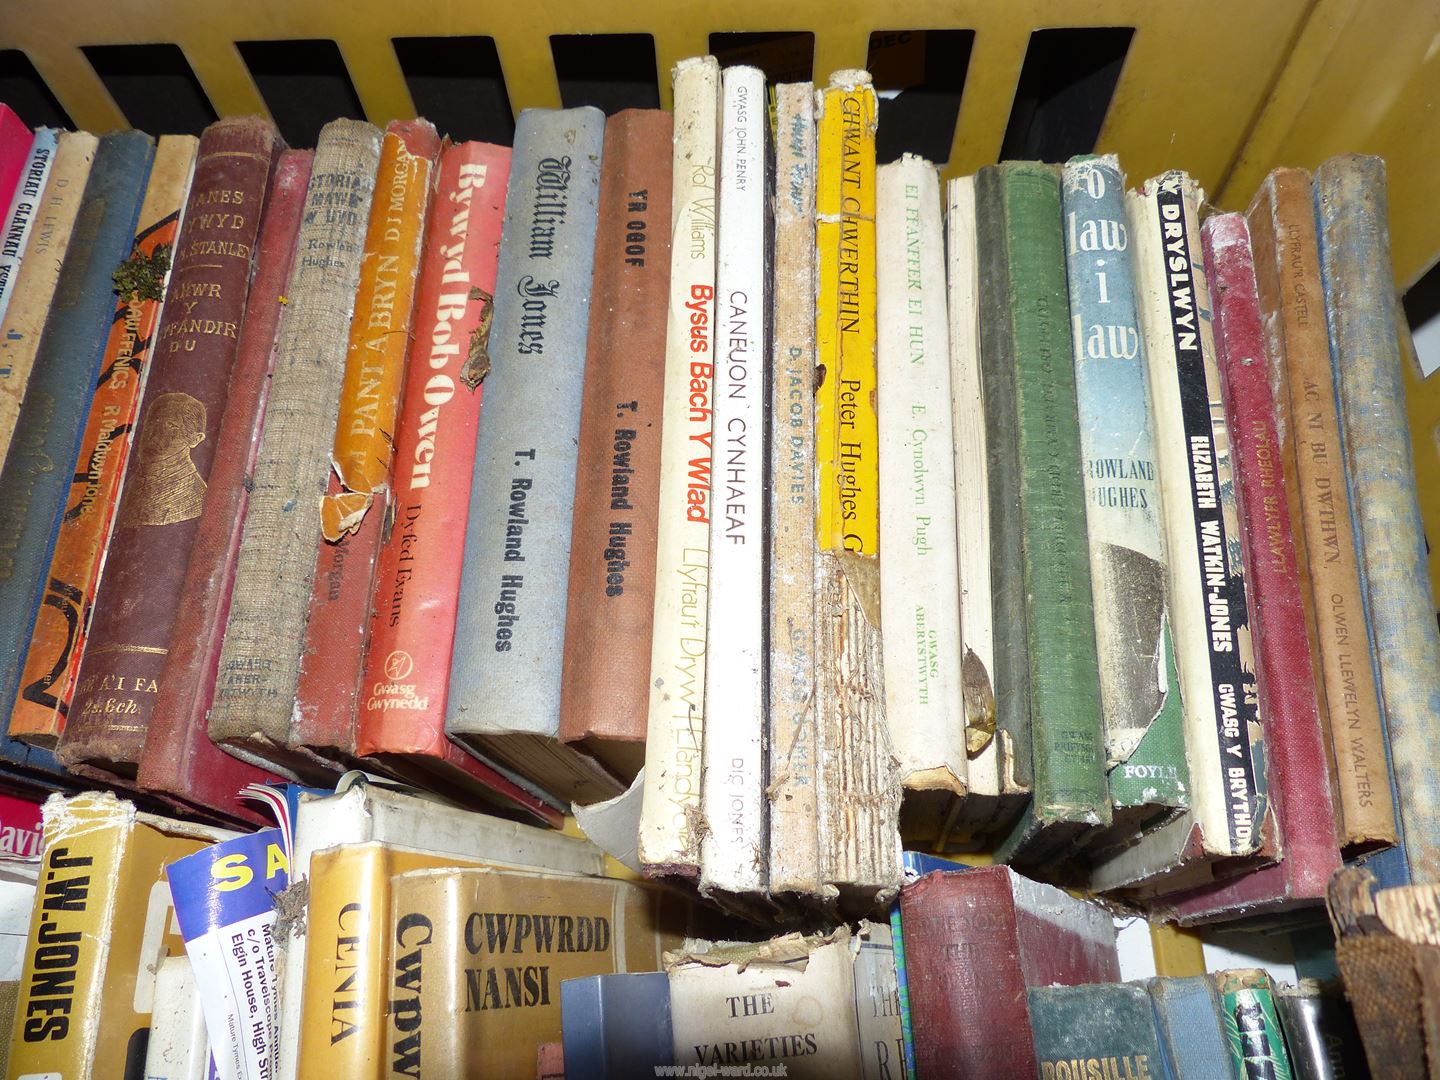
0, 107, 33, 217
134, 149, 314, 820
1178, 213, 1339, 915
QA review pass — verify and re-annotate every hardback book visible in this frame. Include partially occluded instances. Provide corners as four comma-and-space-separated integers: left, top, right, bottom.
0, 127, 57, 324
350, 141, 556, 825
812, 69, 902, 899
1317, 154, 1440, 883
1273, 980, 1368, 1080
943, 174, 1020, 845
144, 954, 210, 1080
57, 117, 282, 776
638, 54, 719, 877
206, 119, 381, 779
288, 119, 439, 763
899, 865, 1121, 1077
700, 63, 770, 897
133, 148, 310, 824
0, 130, 155, 754
1061, 154, 1189, 841
276, 781, 603, 1080
1246, 167, 1396, 854
1091, 172, 1274, 894
0, 130, 97, 468
384, 863, 685, 1078
5, 793, 233, 1079
0, 107, 31, 216
991, 160, 1110, 867
560, 971, 674, 1080
876, 154, 967, 815
444, 106, 622, 806
766, 82, 822, 894
10, 134, 196, 746
1160, 213, 1341, 924
1214, 969, 1295, 1079
668, 930, 864, 1078
1029, 982, 1174, 1080
853, 920, 905, 1080
558, 108, 672, 781
1147, 975, 1241, 1080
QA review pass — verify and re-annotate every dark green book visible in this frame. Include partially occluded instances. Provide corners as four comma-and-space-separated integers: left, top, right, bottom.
1215, 970, 1294, 1080
1029, 982, 1174, 1080
992, 161, 1109, 866
975, 165, 1033, 798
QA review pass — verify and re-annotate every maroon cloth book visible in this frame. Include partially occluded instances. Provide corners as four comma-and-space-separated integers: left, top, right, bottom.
900, 866, 1121, 1077
132, 149, 312, 820
1161, 215, 1341, 923
58, 117, 283, 776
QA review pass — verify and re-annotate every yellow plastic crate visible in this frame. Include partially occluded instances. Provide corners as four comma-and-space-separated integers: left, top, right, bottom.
3, 0, 1437, 599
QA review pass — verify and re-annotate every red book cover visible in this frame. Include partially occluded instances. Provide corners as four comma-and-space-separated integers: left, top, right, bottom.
352, 141, 558, 827
0, 107, 33, 219
133, 149, 314, 823
1165, 214, 1341, 923
900, 867, 1120, 1076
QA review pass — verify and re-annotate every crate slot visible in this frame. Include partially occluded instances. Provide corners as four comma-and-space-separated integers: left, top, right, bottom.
550, 33, 659, 114
709, 32, 815, 85
393, 36, 514, 144
235, 38, 364, 148
867, 29, 974, 166
1000, 26, 1134, 163
80, 43, 217, 137
0, 50, 72, 129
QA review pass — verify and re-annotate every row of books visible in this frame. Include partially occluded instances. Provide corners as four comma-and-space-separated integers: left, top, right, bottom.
0, 53, 1435, 922
5, 786, 1401, 1079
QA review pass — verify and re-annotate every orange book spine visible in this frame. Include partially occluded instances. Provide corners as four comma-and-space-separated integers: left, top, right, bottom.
10, 136, 197, 744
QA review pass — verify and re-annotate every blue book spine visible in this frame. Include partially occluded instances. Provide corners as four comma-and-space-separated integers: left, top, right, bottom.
1148, 976, 1241, 1080
0, 128, 59, 324
0, 130, 153, 744
446, 107, 604, 743
1316, 155, 1440, 885
887, 905, 916, 1080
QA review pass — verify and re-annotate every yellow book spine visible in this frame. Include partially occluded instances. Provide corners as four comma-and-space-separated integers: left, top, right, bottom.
323, 120, 438, 540
814, 73, 879, 559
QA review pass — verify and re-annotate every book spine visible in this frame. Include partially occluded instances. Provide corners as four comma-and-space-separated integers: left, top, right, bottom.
853, 922, 905, 1080
1205, 212, 1339, 893
135, 149, 311, 814
813, 70, 902, 894
558, 108, 673, 772
1246, 169, 1396, 852
945, 175, 1006, 811
900, 868, 1037, 1075
1316, 154, 1440, 882
888, 905, 917, 1079
639, 55, 719, 874
975, 165, 1034, 794
0, 131, 154, 739
58, 117, 281, 773
1216, 970, 1294, 1080
0, 107, 31, 213
10, 135, 196, 745
0, 128, 57, 325
1004, 161, 1108, 831
7, 796, 130, 1076
700, 65, 769, 895
876, 154, 966, 795
1062, 155, 1188, 816
0, 132, 97, 470
144, 955, 209, 1080
444, 108, 605, 746
207, 119, 381, 772
1028, 983, 1167, 1079
1129, 173, 1266, 859
355, 142, 509, 759
766, 83, 821, 893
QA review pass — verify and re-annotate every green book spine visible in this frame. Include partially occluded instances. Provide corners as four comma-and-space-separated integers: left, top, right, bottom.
1003, 161, 1109, 832
1217, 971, 1294, 1080
975, 165, 1033, 793
1029, 983, 1173, 1080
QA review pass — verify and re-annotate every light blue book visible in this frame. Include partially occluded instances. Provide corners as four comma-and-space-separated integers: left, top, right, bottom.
0, 127, 59, 323
1148, 976, 1241, 1080
0, 130, 153, 776
444, 107, 618, 805
561, 972, 673, 1080
1316, 155, 1439, 885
